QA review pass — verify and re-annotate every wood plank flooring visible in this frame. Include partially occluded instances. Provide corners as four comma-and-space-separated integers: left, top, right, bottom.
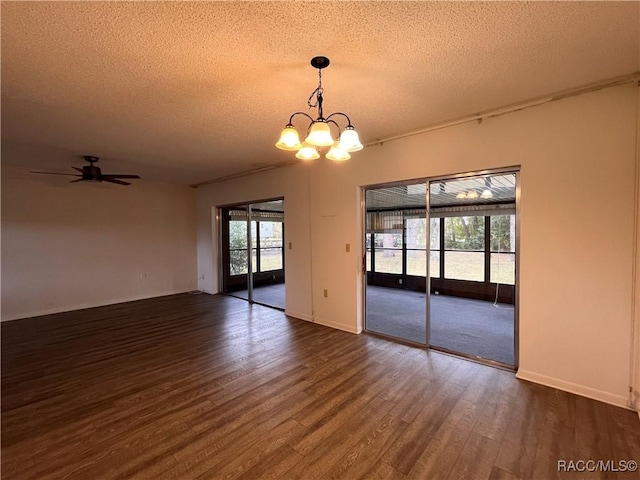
2, 293, 639, 480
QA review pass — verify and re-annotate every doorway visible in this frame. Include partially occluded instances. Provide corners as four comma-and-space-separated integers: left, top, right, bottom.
363, 170, 518, 368
220, 198, 285, 310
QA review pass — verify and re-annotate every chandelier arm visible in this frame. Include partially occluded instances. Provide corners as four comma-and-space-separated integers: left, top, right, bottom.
326, 119, 341, 135
325, 112, 353, 127
288, 111, 316, 125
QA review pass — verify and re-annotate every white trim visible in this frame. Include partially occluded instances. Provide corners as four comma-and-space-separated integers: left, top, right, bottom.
284, 310, 313, 323
0, 289, 194, 322
366, 73, 640, 148
630, 81, 640, 412
516, 369, 631, 410
314, 316, 361, 334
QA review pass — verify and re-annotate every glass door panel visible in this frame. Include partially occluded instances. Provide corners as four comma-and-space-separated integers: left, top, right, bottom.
364, 184, 427, 344
249, 200, 285, 310
428, 173, 517, 367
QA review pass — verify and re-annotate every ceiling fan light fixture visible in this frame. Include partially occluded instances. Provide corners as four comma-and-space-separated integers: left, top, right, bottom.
277, 56, 363, 162
275, 124, 303, 151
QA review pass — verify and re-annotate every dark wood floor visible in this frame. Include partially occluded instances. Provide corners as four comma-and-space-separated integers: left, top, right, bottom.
2, 294, 639, 480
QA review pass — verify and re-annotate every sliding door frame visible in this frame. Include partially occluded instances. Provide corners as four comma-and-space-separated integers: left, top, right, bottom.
362, 178, 430, 346
217, 196, 285, 309
361, 166, 520, 369
426, 167, 520, 369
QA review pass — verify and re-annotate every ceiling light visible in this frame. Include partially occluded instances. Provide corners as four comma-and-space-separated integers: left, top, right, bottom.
295, 143, 320, 161
276, 56, 363, 161
481, 189, 493, 199
275, 125, 302, 151
326, 140, 351, 161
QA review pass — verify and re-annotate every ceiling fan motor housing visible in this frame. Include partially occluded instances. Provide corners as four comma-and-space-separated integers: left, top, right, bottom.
83, 165, 101, 179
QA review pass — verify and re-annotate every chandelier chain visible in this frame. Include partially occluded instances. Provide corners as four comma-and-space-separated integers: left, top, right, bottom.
307, 68, 324, 118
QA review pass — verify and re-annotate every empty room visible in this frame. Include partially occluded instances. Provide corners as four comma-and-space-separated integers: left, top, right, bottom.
2, 2, 639, 479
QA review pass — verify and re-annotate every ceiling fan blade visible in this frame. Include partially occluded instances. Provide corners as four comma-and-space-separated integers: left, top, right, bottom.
101, 174, 141, 179
30, 171, 81, 177
102, 178, 131, 186
72, 167, 83, 173
68, 178, 85, 183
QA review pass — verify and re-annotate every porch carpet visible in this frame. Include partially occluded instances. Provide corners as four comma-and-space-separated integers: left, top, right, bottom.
366, 285, 515, 365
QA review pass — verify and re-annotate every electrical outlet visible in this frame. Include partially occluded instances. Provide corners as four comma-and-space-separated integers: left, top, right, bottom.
399, 278, 403, 285
345, 243, 350, 252
323, 289, 328, 298
288, 242, 292, 250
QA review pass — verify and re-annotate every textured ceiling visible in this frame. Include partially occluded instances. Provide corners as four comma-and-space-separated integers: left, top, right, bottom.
2, 1, 639, 185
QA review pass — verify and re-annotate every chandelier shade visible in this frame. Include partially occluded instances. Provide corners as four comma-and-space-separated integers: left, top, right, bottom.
326, 141, 351, 161
338, 126, 364, 152
275, 125, 303, 151
276, 56, 363, 161
305, 121, 334, 147
295, 143, 320, 161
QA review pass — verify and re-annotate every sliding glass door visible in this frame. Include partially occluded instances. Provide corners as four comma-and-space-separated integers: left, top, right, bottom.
364, 170, 519, 368
220, 199, 285, 310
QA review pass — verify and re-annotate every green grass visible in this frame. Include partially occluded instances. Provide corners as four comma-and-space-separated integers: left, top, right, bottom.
367, 250, 515, 284
235, 248, 516, 285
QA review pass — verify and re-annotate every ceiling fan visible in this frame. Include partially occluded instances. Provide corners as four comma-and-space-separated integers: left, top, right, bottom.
31, 156, 141, 186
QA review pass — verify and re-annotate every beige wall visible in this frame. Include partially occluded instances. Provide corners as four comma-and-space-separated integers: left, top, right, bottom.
1, 166, 197, 320
198, 84, 639, 408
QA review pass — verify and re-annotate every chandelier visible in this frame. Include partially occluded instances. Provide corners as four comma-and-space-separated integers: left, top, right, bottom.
276, 56, 363, 161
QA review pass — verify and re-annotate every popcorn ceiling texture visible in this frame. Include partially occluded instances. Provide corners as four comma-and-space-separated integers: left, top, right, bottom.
1, 1, 638, 184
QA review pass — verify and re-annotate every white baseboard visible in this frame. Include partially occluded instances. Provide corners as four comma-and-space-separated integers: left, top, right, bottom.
284, 310, 313, 323
313, 316, 361, 334
516, 369, 631, 410
1, 289, 195, 322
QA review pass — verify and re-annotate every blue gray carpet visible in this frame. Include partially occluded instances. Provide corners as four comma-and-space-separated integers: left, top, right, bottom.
366, 286, 515, 365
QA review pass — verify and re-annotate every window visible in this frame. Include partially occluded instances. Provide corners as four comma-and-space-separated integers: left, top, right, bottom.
259, 221, 283, 271
429, 217, 440, 278
490, 215, 515, 285
365, 210, 514, 285
229, 220, 249, 275
444, 216, 485, 282
229, 218, 284, 276
373, 231, 403, 274
405, 217, 426, 276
